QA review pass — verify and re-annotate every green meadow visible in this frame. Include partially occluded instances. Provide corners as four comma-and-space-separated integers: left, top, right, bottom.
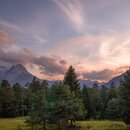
0, 117, 27, 130
76, 121, 130, 130
0, 118, 130, 130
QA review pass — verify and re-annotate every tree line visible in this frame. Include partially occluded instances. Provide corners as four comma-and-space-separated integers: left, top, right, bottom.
0, 65, 130, 130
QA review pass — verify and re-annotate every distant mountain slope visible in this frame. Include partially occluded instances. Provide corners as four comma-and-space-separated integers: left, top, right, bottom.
0, 64, 34, 85
104, 73, 125, 87
79, 80, 104, 88
0, 69, 7, 78
47, 80, 104, 88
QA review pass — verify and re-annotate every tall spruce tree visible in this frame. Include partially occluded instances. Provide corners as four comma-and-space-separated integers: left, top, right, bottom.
91, 84, 103, 119
40, 80, 48, 130
108, 82, 117, 100
120, 69, 130, 124
27, 77, 42, 130
82, 85, 93, 119
64, 65, 80, 96
47, 83, 84, 129
100, 85, 108, 119
26, 77, 48, 130
13, 83, 26, 117
105, 98, 122, 120
0, 80, 15, 117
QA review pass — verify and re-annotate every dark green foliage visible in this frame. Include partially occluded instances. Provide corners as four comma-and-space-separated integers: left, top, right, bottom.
82, 85, 93, 119
0, 80, 15, 117
40, 80, 48, 130
108, 82, 117, 100
0, 80, 10, 88
91, 84, 103, 119
47, 83, 84, 129
120, 70, 130, 124
105, 98, 122, 120
93, 83, 99, 90
0, 80, 28, 118
13, 83, 27, 117
100, 85, 108, 119
64, 65, 80, 96
26, 77, 48, 130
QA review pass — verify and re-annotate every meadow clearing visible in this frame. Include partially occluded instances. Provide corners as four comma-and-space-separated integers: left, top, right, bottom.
0, 118, 130, 130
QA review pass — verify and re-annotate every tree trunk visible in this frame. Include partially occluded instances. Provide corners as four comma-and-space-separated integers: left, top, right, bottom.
42, 119, 46, 130
57, 120, 61, 130
65, 119, 68, 130
70, 119, 73, 128
31, 124, 34, 130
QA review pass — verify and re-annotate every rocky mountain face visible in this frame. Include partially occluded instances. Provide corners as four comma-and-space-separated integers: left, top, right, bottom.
103, 73, 125, 87
79, 79, 104, 88
0, 64, 126, 87
0, 64, 34, 85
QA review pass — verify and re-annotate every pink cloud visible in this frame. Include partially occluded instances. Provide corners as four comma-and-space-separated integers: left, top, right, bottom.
0, 31, 15, 47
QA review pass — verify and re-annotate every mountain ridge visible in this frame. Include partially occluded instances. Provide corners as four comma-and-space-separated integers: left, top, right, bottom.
0, 64, 126, 87
103, 73, 125, 87
0, 64, 34, 85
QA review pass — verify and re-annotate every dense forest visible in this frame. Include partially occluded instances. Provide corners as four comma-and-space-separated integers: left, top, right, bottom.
0, 66, 130, 130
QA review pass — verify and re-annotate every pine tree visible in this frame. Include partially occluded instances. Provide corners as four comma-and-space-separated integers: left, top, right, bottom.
13, 83, 27, 117
91, 84, 103, 119
82, 85, 93, 119
26, 77, 48, 130
47, 83, 84, 129
27, 77, 42, 130
108, 82, 117, 100
0, 80, 15, 117
40, 80, 48, 130
0, 80, 10, 88
120, 69, 130, 124
105, 98, 121, 120
64, 65, 80, 96
100, 85, 108, 119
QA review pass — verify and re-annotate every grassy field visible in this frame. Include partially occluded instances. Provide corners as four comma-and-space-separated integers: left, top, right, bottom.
76, 121, 130, 130
0, 117, 27, 130
0, 117, 130, 130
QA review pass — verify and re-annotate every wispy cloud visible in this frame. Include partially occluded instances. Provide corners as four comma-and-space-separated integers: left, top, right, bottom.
33, 34, 47, 44
0, 20, 24, 33
54, 0, 85, 32
88, 0, 121, 11
0, 31, 15, 48
0, 20, 48, 44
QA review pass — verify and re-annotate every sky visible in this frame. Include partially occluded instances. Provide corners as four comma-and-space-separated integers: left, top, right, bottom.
0, 0, 130, 82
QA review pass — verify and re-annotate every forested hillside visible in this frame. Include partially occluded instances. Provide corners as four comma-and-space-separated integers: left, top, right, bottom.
0, 66, 130, 130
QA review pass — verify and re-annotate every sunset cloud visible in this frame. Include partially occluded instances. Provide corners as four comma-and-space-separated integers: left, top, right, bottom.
32, 56, 67, 76
82, 66, 128, 82
0, 31, 15, 47
83, 69, 115, 81
0, 48, 34, 65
